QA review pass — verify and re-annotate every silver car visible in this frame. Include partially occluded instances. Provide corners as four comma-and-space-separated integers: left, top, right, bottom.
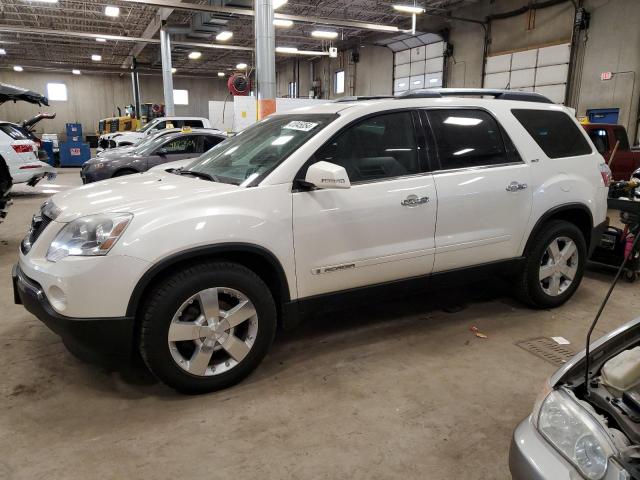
81, 129, 226, 183
510, 317, 640, 480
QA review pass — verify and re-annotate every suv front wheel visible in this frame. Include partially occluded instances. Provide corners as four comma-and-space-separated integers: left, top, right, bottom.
516, 220, 587, 308
139, 261, 277, 393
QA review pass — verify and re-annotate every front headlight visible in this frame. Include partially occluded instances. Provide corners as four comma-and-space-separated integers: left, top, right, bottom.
46, 213, 132, 262
538, 389, 616, 479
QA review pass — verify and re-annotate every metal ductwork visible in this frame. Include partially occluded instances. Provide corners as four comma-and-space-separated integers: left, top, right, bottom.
187, 0, 252, 40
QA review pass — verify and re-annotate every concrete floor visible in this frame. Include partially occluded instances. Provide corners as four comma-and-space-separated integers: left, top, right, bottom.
1, 169, 638, 479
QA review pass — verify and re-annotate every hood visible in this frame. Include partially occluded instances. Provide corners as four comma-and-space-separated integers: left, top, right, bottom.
97, 145, 137, 158
148, 158, 195, 172
50, 170, 240, 222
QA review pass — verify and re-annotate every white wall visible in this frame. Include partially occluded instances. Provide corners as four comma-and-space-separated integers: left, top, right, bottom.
0, 70, 229, 137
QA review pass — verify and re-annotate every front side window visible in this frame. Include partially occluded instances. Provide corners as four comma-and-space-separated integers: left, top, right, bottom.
512, 109, 592, 159
587, 128, 609, 155
203, 135, 224, 151
428, 109, 510, 170
157, 136, 198, 155
313, 111, 420, 183
186, 114, 337, 185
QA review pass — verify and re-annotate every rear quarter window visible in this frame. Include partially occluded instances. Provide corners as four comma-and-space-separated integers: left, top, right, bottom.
0, 124, 28, 140
511, 109, 592, 159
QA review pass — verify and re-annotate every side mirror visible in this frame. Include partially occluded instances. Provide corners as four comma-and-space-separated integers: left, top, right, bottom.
304, 161, 351, 189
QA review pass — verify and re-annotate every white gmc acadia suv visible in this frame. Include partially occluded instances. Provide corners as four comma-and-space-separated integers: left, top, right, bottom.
13, 89, 610, 393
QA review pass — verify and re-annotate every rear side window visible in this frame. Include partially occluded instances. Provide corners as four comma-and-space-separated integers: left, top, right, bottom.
512, 109, 592, 159
427, 109, 512, 170
587, 128, 609, 154
0, 124, 28, 140
613, 127, 630, 151
184, 120, 204, 128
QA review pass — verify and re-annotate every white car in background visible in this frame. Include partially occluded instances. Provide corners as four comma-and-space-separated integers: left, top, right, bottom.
0, 122, 56, 186
97, 116, 212, 152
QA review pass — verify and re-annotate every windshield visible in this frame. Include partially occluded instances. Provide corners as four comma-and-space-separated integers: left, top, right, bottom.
185, 114, 337, 185
138, 119, 160, 133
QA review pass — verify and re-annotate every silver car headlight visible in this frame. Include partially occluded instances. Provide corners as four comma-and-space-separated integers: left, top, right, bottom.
46, 213, 132, 262
537, 389, 616, 479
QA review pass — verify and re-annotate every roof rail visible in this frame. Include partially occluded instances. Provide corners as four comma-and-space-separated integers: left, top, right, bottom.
396, 88, 554, 104
333, 95, 393, 103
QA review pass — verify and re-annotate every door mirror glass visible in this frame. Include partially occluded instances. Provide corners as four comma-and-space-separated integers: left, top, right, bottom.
304, 161, 351, 189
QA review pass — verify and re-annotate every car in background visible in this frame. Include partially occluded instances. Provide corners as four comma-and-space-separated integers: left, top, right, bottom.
583, 123, 640, 180
82, 129, 226, 183
147, 157, 194, 173
0, 154, 12, 222
3, 113, 57, 163
96, 127, 224, 158
97, 116, 212, 152
510, 317, 640, 480
0, 122, 56, 186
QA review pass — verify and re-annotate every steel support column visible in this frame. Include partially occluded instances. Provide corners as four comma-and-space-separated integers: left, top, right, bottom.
131, 58, 142, 120
255, 0, 276, 119
160, 24, 175, 116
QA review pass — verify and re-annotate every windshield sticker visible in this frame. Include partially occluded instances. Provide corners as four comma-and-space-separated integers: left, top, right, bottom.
283, 121, 318, 132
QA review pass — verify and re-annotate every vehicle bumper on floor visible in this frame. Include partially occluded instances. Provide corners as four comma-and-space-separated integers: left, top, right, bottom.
12, 264, 135, 362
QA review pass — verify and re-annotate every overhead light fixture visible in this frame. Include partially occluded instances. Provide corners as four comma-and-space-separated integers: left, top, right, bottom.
273, 19, 293, 27
171, 68, 177, 73
276, 47, 329, 56
393, 4, 425, 14
188, 51, 202, 59
0, 49, 6, 55
276, 46, 298, 53
236, 63, 248, 70
96, 37, 107, 42
104, 5, 120, 17
311, 30, 338, 39
91, 54, 102, 61
215, 31, 233, 41
273, 0, 287, 9
13, 65, 23, 72
72, 69, 81, 75
218, 72, 225, 77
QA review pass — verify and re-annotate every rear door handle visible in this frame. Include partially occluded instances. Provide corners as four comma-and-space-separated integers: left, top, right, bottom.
506, 181, 527, 192
401, 194, 429, 207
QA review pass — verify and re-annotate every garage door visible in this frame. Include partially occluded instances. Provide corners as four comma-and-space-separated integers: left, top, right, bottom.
394, 41, 446, 95
483, 43, 571, 104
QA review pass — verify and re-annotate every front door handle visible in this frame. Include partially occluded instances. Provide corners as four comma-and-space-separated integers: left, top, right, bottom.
506, 181, 527, 192
401, 194, 429, 207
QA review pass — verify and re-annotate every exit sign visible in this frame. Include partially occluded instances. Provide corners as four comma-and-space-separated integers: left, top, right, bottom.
601, 71, 613, 81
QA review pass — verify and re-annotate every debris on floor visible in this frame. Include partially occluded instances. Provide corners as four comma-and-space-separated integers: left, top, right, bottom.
470, 325, 488, 339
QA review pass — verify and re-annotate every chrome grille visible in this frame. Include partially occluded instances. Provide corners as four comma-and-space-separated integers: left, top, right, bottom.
21, 212, 52, 254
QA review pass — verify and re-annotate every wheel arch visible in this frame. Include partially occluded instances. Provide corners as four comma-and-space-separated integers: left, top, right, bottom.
522, 203, 594, 255
126, 243, 291, 321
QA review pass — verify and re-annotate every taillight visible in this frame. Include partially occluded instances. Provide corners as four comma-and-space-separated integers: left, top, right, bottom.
599, 163, 612, 187
12, 144, 34, 154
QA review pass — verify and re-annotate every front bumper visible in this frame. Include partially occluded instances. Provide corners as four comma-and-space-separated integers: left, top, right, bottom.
80, 164, 109, 184
13, 264, 134, 362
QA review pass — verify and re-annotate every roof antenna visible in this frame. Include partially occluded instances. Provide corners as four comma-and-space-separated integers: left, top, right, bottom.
585, 232, 640, 396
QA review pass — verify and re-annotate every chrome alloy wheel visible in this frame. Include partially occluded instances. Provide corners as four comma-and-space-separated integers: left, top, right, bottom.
168, 288, 258, 376
539, 236, 579, 297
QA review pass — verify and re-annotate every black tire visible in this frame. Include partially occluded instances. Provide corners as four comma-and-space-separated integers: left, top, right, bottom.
139, 261, 277, 394
515, 220, 587, 308
113, 169, 137, 177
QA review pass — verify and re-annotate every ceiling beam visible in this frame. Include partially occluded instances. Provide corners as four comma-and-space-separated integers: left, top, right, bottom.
118, 0, 401, 33
0, 25, 253, 52
122, 7, 174, 68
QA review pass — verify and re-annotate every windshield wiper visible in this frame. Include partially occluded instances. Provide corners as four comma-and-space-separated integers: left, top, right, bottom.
177, 169, 219, 182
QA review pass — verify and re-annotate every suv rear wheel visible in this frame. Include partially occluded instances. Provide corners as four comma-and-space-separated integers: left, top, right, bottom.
516, 220, 586, 308
139, 262, 277, 393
